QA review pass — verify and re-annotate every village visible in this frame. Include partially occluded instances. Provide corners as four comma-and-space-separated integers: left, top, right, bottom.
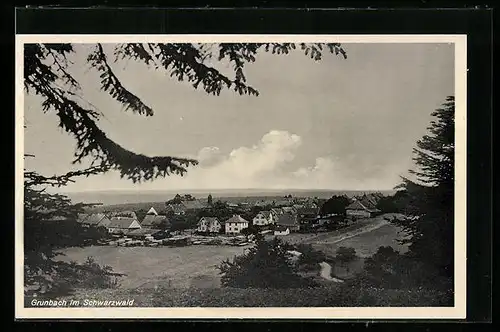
76, 193, 385, 249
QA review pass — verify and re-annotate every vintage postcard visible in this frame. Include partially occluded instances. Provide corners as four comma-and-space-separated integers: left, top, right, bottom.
16, 34, 466, 319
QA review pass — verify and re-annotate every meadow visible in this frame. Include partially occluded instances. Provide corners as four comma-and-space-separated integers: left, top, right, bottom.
55, 245, 247, 289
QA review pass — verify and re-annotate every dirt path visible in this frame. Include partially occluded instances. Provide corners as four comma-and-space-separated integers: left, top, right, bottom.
318, 262, 344, 282
321, 219, 389, 245
297, 215, 390, 246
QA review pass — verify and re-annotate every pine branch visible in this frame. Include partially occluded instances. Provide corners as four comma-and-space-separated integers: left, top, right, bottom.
88, 43, 154, 116
24, 42, 348, 184
24, 166, 106, 187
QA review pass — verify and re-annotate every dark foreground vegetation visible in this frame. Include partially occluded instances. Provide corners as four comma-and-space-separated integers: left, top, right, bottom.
26, 284, 452, 308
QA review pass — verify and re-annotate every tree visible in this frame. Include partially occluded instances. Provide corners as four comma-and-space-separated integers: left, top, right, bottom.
25, 43, 346, 184
218, 237, 316, 288
320, 195, 351, 216
295, 243, 327, 271
207, 194, 213, 205
335, 246, 357, 272
135, 208, 148, 223
24, 166, 122, 295
392, 96, 455, 282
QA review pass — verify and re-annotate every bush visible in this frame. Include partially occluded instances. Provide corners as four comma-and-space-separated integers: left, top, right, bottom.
25, 256, 125, 297
335, 247, 357, 266
295, 243, 327, 271
218, 237, 318, 289
350, 246, 453, 291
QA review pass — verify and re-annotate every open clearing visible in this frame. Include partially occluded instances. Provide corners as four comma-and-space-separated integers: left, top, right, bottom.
56, 245, 247, 289
56, 214, 407, 289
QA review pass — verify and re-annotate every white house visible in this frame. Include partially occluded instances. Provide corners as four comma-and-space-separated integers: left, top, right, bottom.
225, 215, 249, 234
197, 217, 222, 233
252, 210, 277, 226
274, 226, 290, 236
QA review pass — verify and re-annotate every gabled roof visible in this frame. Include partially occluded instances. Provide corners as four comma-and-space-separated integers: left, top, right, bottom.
165, 204, 186, 213
270, 208, 283, 215
225, 215, 249, 224
281, 206, 296, 214
108, 217, 140, 229
77, 213, 90, 223
275, 226, 290, 232
255, 210, 272, 219
277, 213, 298, 226
199, 217, 220, 224
83, 213, 109, 226
146, 207, 158, 215
346, 200, 380, 213
141, 214, 169, 228
182, 200, 207, 210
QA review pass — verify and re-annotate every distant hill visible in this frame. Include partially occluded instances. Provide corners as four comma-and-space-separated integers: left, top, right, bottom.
63, 189, 396, 208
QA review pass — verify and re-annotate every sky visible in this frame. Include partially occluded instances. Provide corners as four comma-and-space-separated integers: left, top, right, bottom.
23, 42, 455, 192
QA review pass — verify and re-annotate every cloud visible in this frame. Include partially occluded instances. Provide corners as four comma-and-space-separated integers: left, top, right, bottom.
63, 129, 401, 191
196, 146, 223, 167
142, 130, 301, 190
151, 129, 399, 190
288, 156, 399, 190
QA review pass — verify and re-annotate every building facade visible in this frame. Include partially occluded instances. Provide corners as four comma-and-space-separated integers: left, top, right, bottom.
225, 215, 249, 234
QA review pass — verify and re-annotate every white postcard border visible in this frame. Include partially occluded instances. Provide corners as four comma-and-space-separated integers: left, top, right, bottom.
15, 34, 467, 320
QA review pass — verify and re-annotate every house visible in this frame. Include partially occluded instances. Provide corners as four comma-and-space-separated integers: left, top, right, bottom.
277, 212, 300, 232
165, 203, 186, 216
281, 206, 297, 214
141, 214, 170, 229
146, 206, 158, 216
107, 217, 141, 235
274, 200, 292, 207
270, 208, 284, 216
182, 200, 208, 211
274, 226, 290, 236
362, 193, 382, 209
225, 215, 249, 234
197, 217, 222, 233
252, 210, 278, 226
82, 213, 111, 228
76, 213, 90, 224
345, 199, 380, 219
297, 207, 319, 219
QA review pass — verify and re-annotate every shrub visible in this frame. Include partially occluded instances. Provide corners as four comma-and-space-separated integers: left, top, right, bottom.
218, 237, 318, 288
295, 243, 327, 271
335, 247, 357, 272
350, 246, 453, 291
26, 256, 125, 297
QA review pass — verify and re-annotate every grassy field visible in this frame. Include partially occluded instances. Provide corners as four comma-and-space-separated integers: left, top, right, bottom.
55, 245, 248, 289
281, 215, 408, 258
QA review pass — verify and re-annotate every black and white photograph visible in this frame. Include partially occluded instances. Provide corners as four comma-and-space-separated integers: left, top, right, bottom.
16, 34, 467, 319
